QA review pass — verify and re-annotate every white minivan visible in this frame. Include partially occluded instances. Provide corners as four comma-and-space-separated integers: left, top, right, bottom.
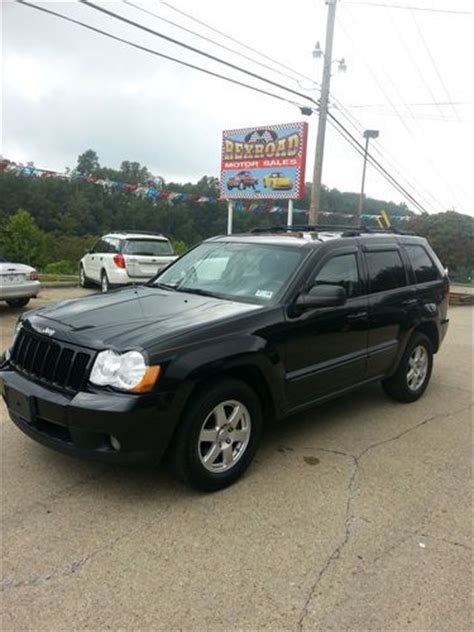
80, 232, 178, 292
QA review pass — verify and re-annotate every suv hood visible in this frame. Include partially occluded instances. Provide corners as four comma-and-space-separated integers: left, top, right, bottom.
25, 286, 263, 351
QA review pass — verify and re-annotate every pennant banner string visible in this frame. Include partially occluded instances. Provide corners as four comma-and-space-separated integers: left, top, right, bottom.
0, 158, 410, 221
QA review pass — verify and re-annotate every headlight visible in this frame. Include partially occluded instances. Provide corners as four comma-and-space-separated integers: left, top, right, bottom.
14, 319, 23, 338
89, 350, 160, 392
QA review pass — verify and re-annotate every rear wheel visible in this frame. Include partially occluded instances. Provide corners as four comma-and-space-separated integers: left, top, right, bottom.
6, 297, 30, 308
171, 378, 263, 491
101, 271, 109, 293
382, 332, 433, 402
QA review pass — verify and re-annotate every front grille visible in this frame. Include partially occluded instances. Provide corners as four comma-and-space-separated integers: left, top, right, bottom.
10, 328, 93, 392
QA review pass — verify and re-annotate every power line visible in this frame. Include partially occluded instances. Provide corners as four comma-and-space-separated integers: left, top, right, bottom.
16, 0, 304, 109
344, 2, 472, 15
160, 0, 317, 84
79, 0, 316, 106
347, 101, 471, 108
327, 111, 429, 213
338, 8, 459, 211
343, 111, 463, 122
384, 5, 446, 120
15, 1, 432, 213
337, 13, 419, 133
123, 0, 310, 88
410, 9, 461, 122
160, 0, 441, 211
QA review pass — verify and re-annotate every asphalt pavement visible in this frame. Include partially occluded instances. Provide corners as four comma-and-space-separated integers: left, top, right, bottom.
1, 288, 472, 631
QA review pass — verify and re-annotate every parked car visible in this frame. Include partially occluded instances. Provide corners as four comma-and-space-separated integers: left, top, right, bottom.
227, 171, 258, 191
1, 228, 449, 491
79, 232, 177, 292
263, 172, 293, 190
0, 256, 40, 308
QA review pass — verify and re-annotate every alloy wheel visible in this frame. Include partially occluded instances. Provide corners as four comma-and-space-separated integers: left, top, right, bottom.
407, 345, 428, 392
198, 400, 251, 473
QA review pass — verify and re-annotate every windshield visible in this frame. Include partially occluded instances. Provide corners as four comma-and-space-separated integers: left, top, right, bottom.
153, 241, 307, 304
123, 239, 174, 256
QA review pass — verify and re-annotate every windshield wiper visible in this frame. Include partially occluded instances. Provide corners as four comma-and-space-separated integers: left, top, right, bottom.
153, 282, 178, 291
175, 287, 222, 299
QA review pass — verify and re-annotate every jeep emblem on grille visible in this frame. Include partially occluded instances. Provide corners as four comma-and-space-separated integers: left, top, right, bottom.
35, 326, 55, 337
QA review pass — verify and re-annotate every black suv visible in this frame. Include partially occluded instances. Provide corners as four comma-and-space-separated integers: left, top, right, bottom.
0, 227, 449, 491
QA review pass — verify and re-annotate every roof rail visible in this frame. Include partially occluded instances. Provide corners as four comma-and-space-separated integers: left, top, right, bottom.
250, 224, 356, 234
107, 230, 165, 236
340, 227, 416, 236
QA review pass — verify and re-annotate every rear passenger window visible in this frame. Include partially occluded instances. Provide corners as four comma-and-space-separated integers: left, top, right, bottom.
312, 253, 361, 298
103, 237, 120, 253
366, 250, 406, 293
405, 245, 440, 283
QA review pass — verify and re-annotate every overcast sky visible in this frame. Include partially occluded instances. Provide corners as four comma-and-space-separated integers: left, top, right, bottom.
2, 0, 473, 214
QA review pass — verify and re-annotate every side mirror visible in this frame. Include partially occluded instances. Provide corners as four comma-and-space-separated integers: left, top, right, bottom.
295, 284, 347, 311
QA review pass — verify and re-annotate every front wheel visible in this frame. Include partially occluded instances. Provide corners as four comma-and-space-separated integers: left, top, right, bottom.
6, 297, 30, 308
382, 332, 433, 402
79, 265, 93, 288
171, 378, 263, 491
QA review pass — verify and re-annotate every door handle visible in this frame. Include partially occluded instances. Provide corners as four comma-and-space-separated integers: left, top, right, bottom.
347, 311, 368, 322
402, 299, 418, 306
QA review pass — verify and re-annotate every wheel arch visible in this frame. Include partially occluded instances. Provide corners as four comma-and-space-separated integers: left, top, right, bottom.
413, 320, 439, 353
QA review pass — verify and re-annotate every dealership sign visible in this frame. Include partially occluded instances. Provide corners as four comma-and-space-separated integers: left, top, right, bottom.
220, 122, 308, 200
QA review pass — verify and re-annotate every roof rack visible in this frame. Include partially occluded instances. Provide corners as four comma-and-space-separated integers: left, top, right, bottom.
250, 225, 416, 236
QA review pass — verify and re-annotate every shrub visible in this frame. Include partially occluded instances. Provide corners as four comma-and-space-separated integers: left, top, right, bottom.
43, 260, 77, 275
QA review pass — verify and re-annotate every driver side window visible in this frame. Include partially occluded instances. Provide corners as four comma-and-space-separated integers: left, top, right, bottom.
312, 253, 361, 299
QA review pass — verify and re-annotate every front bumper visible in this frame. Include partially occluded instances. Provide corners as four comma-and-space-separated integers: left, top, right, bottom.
0, 368, 179, 464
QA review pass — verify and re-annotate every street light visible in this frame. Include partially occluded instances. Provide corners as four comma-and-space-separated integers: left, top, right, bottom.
313, 42, 347, 73
312, 42, 323, 59
357, 129, 380, 222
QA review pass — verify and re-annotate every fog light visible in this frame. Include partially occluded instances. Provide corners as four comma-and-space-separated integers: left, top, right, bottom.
110, 435, 121, 451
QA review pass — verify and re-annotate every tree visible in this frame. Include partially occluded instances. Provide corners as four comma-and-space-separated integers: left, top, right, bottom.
0, 208, 48, 267
75, 149, 100, 176
406, 211, 473, 281
119, 160, 153, 184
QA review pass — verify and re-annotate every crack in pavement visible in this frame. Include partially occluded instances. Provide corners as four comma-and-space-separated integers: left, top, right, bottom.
416, 532, 472, 552
358, 516, 472, 553
296, 402, 472, 632
1, 501, 173, 593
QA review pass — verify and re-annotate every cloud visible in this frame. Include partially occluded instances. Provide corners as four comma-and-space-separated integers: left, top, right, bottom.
2, 0, 473, 213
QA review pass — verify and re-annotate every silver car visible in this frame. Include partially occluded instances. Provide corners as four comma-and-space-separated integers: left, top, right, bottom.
0, 257, 41, 308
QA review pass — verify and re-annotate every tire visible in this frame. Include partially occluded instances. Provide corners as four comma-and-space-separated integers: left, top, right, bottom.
171, 378, 263, 492
100, 270, 109, 293
382, 332, 433, 403
6, 297, 30, 308
79, 265, 93, 288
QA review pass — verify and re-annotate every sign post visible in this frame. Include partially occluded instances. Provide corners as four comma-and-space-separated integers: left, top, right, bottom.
220, 123, 308, 219
287, 199, 294, 227
227, 200, 233, 235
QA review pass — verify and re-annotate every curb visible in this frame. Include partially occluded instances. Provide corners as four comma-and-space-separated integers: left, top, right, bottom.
40, 281, 80, 288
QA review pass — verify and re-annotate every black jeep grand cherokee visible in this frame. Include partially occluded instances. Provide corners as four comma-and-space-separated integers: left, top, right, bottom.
1, 228, 449, 491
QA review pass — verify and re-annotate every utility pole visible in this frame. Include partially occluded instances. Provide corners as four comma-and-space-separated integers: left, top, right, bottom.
309, 0, 338, 225
357, 129, 379, 221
